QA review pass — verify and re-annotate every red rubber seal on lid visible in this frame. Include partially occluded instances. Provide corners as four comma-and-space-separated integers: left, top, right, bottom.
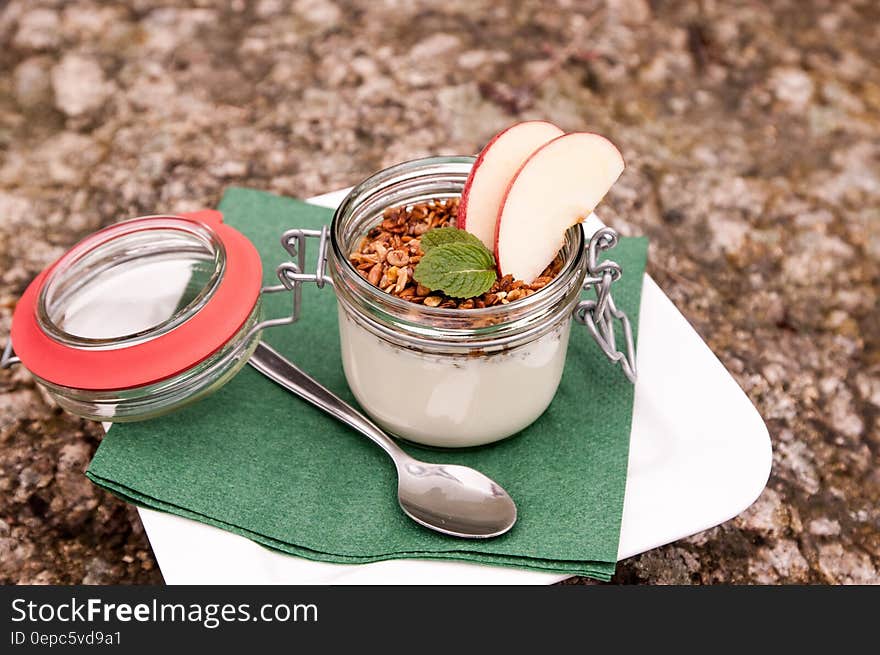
10, 210, 263, 391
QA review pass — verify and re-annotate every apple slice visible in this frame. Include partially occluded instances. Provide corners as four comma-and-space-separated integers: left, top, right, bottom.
495, 132, 624, 283
459, 121, 564, 250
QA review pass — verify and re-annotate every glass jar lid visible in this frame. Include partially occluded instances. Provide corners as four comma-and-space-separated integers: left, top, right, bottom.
10, 210, 263, 391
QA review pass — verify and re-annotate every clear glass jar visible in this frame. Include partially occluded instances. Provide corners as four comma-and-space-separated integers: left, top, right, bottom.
11, 214, 264, 421
330, 157, 590, 447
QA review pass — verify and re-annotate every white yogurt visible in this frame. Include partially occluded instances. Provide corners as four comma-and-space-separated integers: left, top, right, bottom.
338, 307, 571, 447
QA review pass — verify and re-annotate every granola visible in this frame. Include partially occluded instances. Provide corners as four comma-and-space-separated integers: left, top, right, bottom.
350, 198, 563, 309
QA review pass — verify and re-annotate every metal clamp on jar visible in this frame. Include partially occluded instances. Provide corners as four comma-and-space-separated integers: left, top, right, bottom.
2, 157, 636, 446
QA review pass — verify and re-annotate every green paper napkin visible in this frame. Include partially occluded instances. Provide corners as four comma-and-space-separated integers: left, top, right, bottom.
87, 187, 648, 581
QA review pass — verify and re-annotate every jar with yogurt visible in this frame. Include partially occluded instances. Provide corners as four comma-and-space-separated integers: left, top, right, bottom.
330, 156, 602, 448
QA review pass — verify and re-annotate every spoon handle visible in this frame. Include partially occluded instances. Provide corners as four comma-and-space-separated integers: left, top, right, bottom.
248, 341, 408, 462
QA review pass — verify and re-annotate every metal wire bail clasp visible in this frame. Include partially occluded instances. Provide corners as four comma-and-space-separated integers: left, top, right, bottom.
1, 340, 19, 369
573, 227, 637, 384
249, 226, 332, 337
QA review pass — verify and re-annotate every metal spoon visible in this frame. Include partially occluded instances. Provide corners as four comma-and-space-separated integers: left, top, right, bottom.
248, 342, 517, 539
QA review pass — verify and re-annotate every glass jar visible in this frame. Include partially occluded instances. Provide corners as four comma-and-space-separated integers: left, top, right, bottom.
9, 212, 264, 421
329, 157, 590, 447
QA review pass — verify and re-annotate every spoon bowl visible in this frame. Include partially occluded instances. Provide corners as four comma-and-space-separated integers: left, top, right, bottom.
397, 461, 517, 538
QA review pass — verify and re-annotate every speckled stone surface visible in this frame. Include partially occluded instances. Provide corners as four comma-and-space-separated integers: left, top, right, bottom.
0, 0, 877, 585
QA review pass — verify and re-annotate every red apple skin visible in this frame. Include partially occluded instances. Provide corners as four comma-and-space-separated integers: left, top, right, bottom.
493, 132, 625, 278
458, 120, 563, 233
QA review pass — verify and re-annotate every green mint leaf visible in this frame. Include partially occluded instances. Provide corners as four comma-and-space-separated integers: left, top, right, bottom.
413, 242, 497, 299
420, 226, 486, 253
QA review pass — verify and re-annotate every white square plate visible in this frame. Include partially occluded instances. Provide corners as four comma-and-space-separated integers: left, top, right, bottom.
133, 189, 771, 584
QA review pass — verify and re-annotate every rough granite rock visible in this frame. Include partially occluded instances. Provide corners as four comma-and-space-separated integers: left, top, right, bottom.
51, 53, 114, 118
0, 0, 877, 585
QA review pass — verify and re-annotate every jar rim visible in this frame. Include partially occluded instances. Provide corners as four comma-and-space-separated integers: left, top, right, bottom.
330, 155, 587, 337
37, 215, 226, 350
